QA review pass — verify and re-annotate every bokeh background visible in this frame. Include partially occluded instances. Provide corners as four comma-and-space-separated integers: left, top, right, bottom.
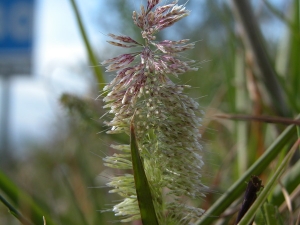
0, 0, 299, 224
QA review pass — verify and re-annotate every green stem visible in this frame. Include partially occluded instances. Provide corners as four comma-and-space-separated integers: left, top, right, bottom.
0, 194, 34, 225
69, 0, 105, 90
239, 138, 300, 225
262, 0, 300, 35
0, 170, 56, 225
231, 0, 291, 117
60, 167, 90, 225
196, 115, 299, 225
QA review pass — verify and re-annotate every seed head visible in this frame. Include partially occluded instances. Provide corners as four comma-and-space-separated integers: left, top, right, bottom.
102, 1, 208, 223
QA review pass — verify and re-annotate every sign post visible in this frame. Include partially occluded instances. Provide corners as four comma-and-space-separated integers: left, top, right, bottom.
0, 0, 35, 160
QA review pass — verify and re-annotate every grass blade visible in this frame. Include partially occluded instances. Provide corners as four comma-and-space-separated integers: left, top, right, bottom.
263, 203, 284, 225
231, 0, 290, 116
271, 157, 300, 205
238, 138, 300, 225
0, 170, 56, 225
196, 117, 299, 225
0, 194, 34, 225
69, 0, 105, 90
130, 121, 159, 225
60, 167, 90, 225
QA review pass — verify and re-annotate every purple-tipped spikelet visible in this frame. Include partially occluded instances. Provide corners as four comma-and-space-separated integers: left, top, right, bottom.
102, 0, 208, 224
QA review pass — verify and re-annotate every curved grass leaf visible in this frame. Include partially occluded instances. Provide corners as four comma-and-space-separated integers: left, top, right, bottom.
263, 203, 283, 225
238, 138, 300, 225
130, 122, 159, 225
196, 118, 299, 225
254, 203, 284, 225
254, 210, 265, 225
60, 168, 90, 225
69, 0, 105, 91
270, 157, 300, 205
0, 170, 56, 225
0, 194, 33, 225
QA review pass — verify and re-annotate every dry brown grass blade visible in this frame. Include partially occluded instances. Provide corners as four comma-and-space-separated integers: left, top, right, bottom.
215, 114, 300, 126
279, 184, 300, 213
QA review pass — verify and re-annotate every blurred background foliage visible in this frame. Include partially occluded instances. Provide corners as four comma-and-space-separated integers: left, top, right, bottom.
0, 0, 299, 224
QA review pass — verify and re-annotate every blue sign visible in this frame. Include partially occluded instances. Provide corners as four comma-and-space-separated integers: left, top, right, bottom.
0, 0, 35, 75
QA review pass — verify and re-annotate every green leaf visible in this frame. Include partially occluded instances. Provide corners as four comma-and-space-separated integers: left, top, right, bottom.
60, 168, 90, 225
255, 203, 284, 225
0, 194, 33, 225
130, 122, 159, 225
196, 117, 299, 225
238, 138, 300, 225
263, 203, 284, 225
270, 157, 300, 205
69, 0, 105, 91
254, 208, 266, 225
0, 170, 56, 225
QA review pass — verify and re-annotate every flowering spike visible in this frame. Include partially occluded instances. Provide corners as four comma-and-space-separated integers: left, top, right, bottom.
108, 33, 141, 45
102, 0, 208, 223
147, 0, 160, 12
107, 41, 139, 48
